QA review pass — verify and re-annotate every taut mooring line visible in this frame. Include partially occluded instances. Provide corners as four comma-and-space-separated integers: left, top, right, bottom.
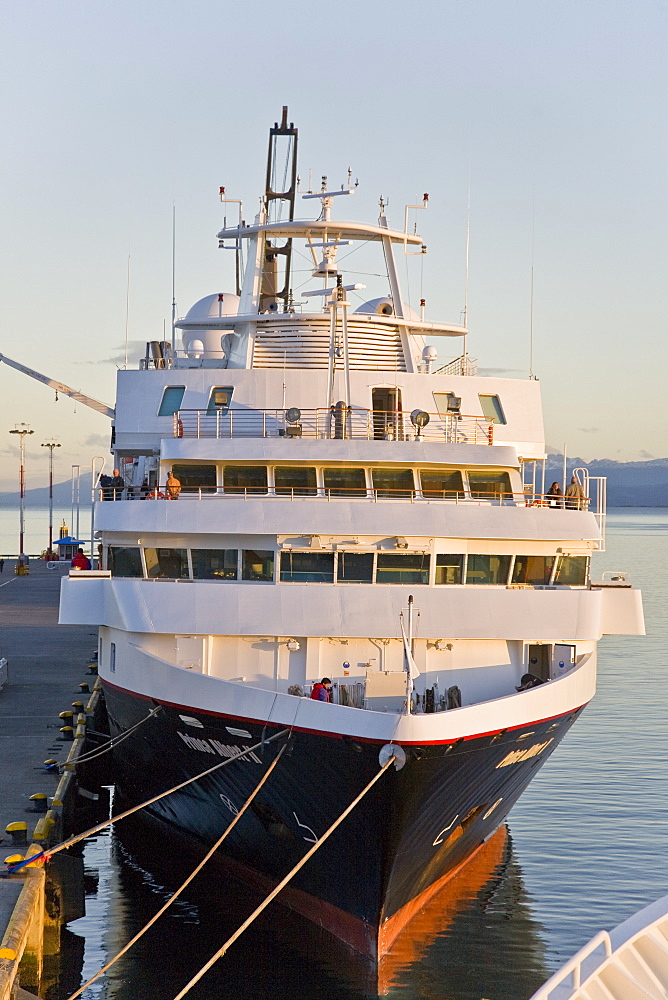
171, 754, 397, 1000
64, 741, 289, 1000
4, 727, 290, 873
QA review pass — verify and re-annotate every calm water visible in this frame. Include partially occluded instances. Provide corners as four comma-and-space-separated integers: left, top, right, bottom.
0, 504, 91, 558
47, 508, 666, 1000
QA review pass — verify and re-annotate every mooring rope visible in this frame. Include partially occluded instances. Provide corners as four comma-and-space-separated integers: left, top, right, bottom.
171, 754, 396, 1000
64, 741, 289, 1000
4, 728, 290, 874
58, 705, 164, 769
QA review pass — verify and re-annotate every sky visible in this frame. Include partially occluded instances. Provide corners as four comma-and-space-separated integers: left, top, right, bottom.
0, 0, 666, 490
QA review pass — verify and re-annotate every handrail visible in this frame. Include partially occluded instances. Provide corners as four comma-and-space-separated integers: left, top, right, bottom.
173, 407, 496, 445
96, 486, 593, 510
528, 930, 612, 1000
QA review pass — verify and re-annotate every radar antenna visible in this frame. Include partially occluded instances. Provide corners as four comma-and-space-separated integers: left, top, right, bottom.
260, 106, 298, 313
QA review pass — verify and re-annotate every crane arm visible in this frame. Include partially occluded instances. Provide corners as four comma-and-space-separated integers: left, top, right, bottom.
0, 353, 115, 419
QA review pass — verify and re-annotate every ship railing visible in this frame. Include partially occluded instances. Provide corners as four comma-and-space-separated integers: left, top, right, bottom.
97, 486, 593, 509
173, 407, 496, 444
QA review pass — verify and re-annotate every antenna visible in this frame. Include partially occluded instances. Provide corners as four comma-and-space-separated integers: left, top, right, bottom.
462, 168, 471, 373
529, 193, 535, 379
124, 255, 131, 369
171, 204, 176, 355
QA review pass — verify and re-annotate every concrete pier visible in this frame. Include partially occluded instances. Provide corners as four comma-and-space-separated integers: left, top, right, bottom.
0, 562, 97, 997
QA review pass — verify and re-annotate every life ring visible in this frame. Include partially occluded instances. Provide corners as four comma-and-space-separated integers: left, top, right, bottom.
146, 490, 165, 500
176, 418, 184, 438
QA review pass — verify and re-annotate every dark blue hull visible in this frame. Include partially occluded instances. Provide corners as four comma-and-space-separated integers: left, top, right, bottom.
103, 680, 584, 957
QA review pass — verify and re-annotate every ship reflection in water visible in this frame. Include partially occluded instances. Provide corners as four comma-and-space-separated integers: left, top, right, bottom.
61, 820, 549, 1000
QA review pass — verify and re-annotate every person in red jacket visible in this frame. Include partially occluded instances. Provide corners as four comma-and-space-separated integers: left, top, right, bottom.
310, 677, 332, 702
71, 548, 91, 570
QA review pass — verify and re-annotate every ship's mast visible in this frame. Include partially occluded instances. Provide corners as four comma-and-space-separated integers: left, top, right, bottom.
260, 107, 298, 313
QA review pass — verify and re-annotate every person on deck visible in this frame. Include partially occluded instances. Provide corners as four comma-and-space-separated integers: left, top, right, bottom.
310, 677, 333, 702
546, 482, 563, 508
110, 468, 125, 500
71, 548, 91, 570
166, 470, 181, 499
565, 475, 586, 510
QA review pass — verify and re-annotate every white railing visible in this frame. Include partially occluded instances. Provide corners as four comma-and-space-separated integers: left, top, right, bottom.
528, 930, 612, 1000
173, 407, 496, 445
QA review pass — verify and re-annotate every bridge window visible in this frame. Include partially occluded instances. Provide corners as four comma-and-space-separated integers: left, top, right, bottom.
206, 386, 233, 412
435, 554, 464, 585
274, 466, 317, 497
420, 469, 464, 498
108, 546, 143, 578
323, 467, 367, 497
468, 471, 512, 500
376, 553, 430, 584
280, 551, 335, 583
223, 466, 268, 495
512, 555, 555, 586
191, 549, 238, 580
144, 548, 189, 579
337, 552, 374, 583
172, 464, 217, 494
554, 556, 588, 586
158, 386, 185, 416
478, 394, 506, 424
466, 554, 511, 585
242, 550, 274, 582
371, 468, 414, 498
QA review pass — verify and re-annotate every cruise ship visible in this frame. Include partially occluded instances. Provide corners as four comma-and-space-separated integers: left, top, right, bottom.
59, 109, 644, 962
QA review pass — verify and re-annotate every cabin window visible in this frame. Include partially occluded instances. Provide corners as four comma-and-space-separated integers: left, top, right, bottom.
554, 556, 588, 586
144, 548, 189, 579
435, 554, 464, 585
206, 386, 234, 412
433, 392, 462, 416
274, 466, 317, 497
512, 555, 555, 586
323, 467, 367, 498
468, 471, 512, 500
280, 551, 334, 583
478, 394, 506, 424
466, 554, 511, 585
223, 466, 268, 495
420, 469, 464, 498
337, 552, 374, 583
108, 546, 143, 578
376, 553, 430, 584
371, 468, 414, 499
158, 386, 185, 417
191, 549, 238, 580
242, 550, 274, 582
171, 465, 217, 494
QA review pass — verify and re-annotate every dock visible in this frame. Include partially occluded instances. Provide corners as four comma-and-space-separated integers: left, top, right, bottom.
0, 562, 98, 998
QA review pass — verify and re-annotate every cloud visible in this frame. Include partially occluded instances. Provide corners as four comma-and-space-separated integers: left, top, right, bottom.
577, 427, 600, 434
83, 433, 110, 449
477, 367, 525, 377
639, 450, 655, 460
79, 340, 148, 366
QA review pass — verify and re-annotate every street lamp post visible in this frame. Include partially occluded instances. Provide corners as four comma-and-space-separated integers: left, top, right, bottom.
9, 423, 34, 557
41, 440, 61, 556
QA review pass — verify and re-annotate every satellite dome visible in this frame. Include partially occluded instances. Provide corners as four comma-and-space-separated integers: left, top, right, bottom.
180, 292, 240, 358
183, 292, 240, 321
354, 297, 421, 322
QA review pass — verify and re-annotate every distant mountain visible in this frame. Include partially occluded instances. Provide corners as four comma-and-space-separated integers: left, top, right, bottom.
545, 457, 668, 506
0, 475, 94, 508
